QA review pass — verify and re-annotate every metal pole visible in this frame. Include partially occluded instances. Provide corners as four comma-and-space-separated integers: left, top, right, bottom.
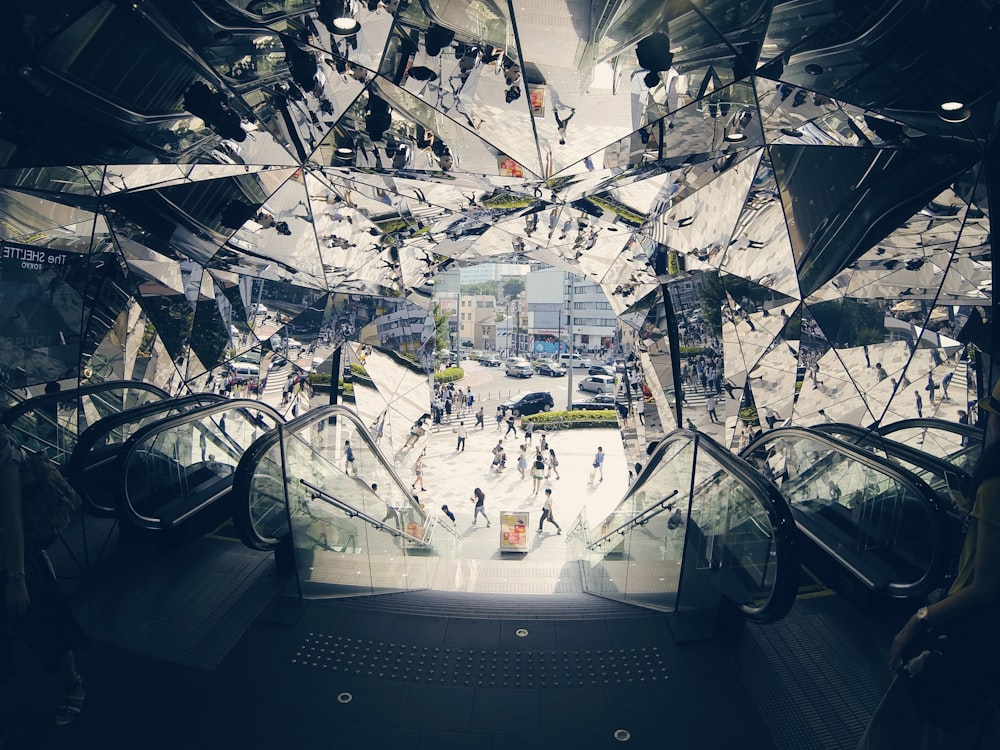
566, 272, 575, 409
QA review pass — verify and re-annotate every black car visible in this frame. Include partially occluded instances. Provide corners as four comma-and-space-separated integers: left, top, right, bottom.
571, 393, 628, 418
535, 361, 566, 377
479, 356, 503, 367
500, 391, 554, 416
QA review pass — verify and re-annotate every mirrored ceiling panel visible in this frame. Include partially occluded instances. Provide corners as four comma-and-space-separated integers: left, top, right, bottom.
0, 0, 993, 444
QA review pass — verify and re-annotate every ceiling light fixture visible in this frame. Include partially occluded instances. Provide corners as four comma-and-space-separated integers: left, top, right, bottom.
804, 63, 823, 76
334, 146, 355, 161
331, 17, 361, 35
780, 127, 803, 137
724, 131, 747, 143
938, 101, 970, 123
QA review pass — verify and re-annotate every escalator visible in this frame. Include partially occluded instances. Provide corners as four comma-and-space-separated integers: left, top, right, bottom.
231, 405, 461, 598
69, 393, 225, 519
118, 399, 282, 541
2, 381, 170, 466
741, 427, 954, 611
566, 429, 800, 636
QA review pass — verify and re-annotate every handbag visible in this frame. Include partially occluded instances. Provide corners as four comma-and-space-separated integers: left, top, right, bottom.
896, 601, 1000, 730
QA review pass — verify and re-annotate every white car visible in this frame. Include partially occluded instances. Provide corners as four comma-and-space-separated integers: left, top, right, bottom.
577, 375, 616, 393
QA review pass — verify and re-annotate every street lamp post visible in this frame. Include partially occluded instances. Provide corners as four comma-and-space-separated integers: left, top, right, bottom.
566, 273, 575, 409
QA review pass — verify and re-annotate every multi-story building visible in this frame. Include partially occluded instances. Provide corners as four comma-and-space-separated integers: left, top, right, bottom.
525, 267, 616, 356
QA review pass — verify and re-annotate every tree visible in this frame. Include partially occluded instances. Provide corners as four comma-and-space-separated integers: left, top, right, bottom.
461, 280, 499, 297
502, 277, 525, 300
431, 302, 449, 351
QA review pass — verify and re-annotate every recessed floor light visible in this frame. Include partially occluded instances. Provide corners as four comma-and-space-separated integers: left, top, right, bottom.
780, 127, 803, 137
938, 101, 970, 123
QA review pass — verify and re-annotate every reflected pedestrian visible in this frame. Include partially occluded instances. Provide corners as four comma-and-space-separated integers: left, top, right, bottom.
455, 421, 467, 452
531, 452, 546, 494
475, 406, 485, 429
546, 448, 560, 480
411, 454, 425, 491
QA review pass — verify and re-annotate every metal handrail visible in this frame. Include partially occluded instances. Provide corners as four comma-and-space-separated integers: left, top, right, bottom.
588, 489, 679, 549
300, 479, 428, 546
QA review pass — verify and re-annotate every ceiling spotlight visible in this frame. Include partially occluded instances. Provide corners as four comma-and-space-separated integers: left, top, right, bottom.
334, 146, 355, 161
938, 101, 970, 123
780, 127, 803, 137
331, 17, 361, 35
724, 131, 747, 143
214, 30, 233, 42
804, 63, 824, 76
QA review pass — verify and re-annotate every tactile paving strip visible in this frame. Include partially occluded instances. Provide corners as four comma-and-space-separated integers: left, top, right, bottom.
291, 633, 669, 688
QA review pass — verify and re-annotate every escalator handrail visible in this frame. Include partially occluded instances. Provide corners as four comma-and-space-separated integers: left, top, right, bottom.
742, 425, 952, 597
231, 404, 426, 551
878, 417, 984, 444
588, 489, 679, 549
2, 380, 170, 428
68, 393, 224, 517
812, 422, 975, 490
299, 479, 429, 546
118, 399, 283, 530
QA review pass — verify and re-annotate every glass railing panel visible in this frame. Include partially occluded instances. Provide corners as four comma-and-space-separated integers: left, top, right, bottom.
247, 441, 289, 543
277, 410, 434, 597
5, 382, 167, 465
680, 452, 781, 615
743, 432, 941, 595
122, 404, 280, 529
583, 436, 697, 610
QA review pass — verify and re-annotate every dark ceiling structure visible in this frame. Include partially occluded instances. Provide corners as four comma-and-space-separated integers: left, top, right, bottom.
0, 0, 996, 449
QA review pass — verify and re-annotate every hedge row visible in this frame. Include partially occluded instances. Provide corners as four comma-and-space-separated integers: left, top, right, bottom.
434, 367, 465, 383
522, 409, 618, 428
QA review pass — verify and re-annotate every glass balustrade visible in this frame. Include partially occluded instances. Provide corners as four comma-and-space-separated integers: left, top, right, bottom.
743, 428, 950, 600
121, 400, 281, 532
578, 430, 797, 624
4, 381, 169, 465
877, 418, 983, 476
233, 406, 460, 599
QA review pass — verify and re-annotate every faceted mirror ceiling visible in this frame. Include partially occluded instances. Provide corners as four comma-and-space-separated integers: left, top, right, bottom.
0, 0, 996, 453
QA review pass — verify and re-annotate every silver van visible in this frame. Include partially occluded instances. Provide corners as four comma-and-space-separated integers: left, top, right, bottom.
577, 374, 616, 393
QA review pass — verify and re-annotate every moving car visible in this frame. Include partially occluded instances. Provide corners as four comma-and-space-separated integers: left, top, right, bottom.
505, 359, 535, 378
571, 393, 617, 410
479, 356, 503, 367
500, 391, 554, 416
577, 374, 616, 393
559, 353, 593, 368
588, 365, 615, 377
534, 360, 566, 377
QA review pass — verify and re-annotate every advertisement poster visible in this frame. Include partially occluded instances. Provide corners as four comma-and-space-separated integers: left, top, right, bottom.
500, 511, 529, 552
527, 84, 546, 117
498, 157, 525, 178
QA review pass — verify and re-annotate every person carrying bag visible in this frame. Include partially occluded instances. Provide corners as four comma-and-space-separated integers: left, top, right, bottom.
856, 379, 1000, 748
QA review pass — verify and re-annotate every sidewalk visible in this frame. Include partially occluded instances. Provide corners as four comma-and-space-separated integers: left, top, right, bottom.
404, 420, 629, 566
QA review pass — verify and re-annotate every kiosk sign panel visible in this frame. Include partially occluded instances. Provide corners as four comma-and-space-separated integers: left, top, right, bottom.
500, 511, 529, 552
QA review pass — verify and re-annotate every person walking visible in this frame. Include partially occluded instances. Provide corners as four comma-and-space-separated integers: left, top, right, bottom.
504, 412, 518, 438
475, 406, 485, 429
537, 488, 562, 534
591, 446, 605, 483
553, 106, 575, 145
524, 419, 534, 444
546, 448, 560, 480
455, 421, 467, 452
539, 433, 549, 454
471, 487, 491, 527
915, 391, 924, 419
706, 394, 719, 424
531, 451, 546, 494
517, 447, 528, 480
412, 454, 425, 491
495, 407, 504, 432
440, 504, 456, 524
344, 439, 357, 476
635, 398, 645, 425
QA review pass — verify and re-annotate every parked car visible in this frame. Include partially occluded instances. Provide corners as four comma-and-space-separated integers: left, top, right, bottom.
588, 365, 615, 377
500, 391, 554, 416
535, 360, 566, 377
577, 374, 616, 393
505, 359, 534, 378
571, 394, 617, 410
479, 356, 503, 367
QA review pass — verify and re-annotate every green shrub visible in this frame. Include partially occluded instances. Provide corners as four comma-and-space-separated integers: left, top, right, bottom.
349, 362, 368, 377
523, 410, 618, 428
434, 367, 465, 383
678, 346, 707, 358
738, 406, 758, 425
308, 372, 332, 385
